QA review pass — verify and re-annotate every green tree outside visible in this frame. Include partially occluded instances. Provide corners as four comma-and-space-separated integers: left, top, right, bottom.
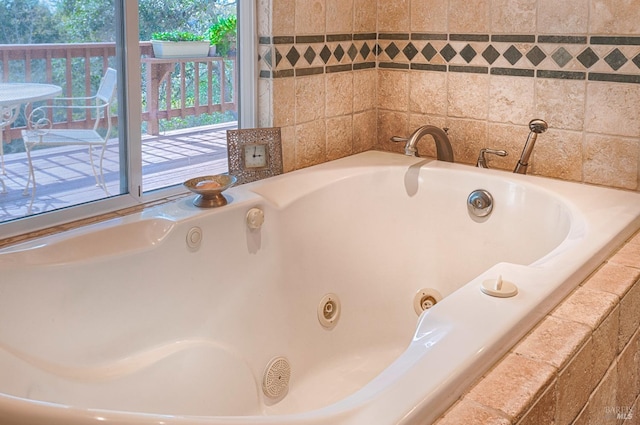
0, 0, 61, 44
1, 0, 238, 146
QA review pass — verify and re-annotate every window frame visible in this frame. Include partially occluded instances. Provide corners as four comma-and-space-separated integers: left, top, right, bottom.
1, 0, 255, 240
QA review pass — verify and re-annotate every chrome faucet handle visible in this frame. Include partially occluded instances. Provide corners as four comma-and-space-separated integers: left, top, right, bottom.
390, 136, 408, 143
477, 148, 507, 168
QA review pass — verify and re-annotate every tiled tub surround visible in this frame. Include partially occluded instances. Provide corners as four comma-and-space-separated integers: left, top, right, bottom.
435, 231, 640, 425
257, 0, 379, 173
257, 43, 378, 172
374, 34, 640, 191
256, 0, 640, 191
371, 0, 640, 192
258, 29, 640, 190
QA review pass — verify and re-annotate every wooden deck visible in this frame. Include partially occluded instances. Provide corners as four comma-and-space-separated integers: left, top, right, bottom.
0, 123, 233, 222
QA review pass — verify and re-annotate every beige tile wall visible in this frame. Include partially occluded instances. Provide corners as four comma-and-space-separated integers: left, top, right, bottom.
259, 0, 640, 191
375, 0, 640, 191
258, 0, 376, 172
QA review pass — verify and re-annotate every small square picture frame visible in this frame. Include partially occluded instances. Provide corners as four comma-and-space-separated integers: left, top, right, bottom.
227, 127, 283, 184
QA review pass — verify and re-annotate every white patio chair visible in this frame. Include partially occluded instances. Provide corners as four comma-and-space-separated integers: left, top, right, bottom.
21, 67, 117, 198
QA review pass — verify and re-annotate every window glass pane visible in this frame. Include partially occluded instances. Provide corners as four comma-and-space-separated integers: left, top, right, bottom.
140, 1, 237, 192
0, 1, 124, 223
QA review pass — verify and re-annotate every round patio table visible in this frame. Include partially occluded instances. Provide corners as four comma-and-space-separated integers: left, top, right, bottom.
0, 83, 62, 107
0, 83, 62, 179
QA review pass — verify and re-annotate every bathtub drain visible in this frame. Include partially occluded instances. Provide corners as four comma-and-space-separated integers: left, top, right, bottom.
262, 356, 291, 400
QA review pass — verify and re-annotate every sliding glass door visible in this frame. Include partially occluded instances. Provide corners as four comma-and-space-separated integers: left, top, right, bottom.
139, 2, 237, 193
0, 0, 123, 222
1, 1, 251, 237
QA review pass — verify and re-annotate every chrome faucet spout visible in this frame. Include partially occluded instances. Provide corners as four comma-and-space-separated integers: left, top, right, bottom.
514, 119, 548, 175
392, 125, 454, 162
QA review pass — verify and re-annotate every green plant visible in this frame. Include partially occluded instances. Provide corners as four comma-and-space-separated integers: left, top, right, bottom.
208, 15, 236, 56
151, 31, 206, 42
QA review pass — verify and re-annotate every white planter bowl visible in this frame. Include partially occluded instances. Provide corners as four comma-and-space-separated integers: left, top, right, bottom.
151, 40, 210, 59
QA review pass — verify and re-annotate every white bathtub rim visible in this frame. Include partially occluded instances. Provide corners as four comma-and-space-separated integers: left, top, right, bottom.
0, 191, 264, 267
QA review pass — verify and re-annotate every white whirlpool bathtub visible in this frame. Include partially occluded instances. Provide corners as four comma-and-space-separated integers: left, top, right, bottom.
1, 151, 640, 425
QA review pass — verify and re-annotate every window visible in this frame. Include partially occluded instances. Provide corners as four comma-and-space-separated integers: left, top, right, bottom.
0, 1, 253, 237
138, 1, 238, 193
0, 1, 124, 226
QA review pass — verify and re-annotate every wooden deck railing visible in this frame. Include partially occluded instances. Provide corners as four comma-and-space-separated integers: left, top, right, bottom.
141, 55, 237, 135
0, 42, 237, 140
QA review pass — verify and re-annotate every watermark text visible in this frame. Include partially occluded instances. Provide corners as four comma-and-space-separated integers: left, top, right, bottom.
605, 406, 634, 420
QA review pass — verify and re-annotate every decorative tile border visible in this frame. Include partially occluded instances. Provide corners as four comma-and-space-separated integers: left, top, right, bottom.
258, 33, 640, 83
259, 33, 377, 78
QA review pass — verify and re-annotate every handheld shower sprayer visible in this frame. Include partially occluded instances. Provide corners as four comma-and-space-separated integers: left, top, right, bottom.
513, 119, 548, 175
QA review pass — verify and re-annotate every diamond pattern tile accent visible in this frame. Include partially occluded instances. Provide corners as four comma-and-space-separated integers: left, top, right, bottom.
460, 44, 477, 63
262, 32, 640, 79
576, 48, 599, 68
360, 43, 371, 59
275, 49, 282, 67
482, 45, 500, 64
422, 43, 438, 61
503, 45, 523, 65
385, 42, 400, 59
403, 42, 418, 61
526, 46, 546, 66
263, 49, 273, 68
605, 48, 628, 71
440, 44, 457, 62
552, 47, 573, 68
303, 47, 316, 65
348, 44, 358, 61
319, 45, 332, 63
286, 47, 300, 66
